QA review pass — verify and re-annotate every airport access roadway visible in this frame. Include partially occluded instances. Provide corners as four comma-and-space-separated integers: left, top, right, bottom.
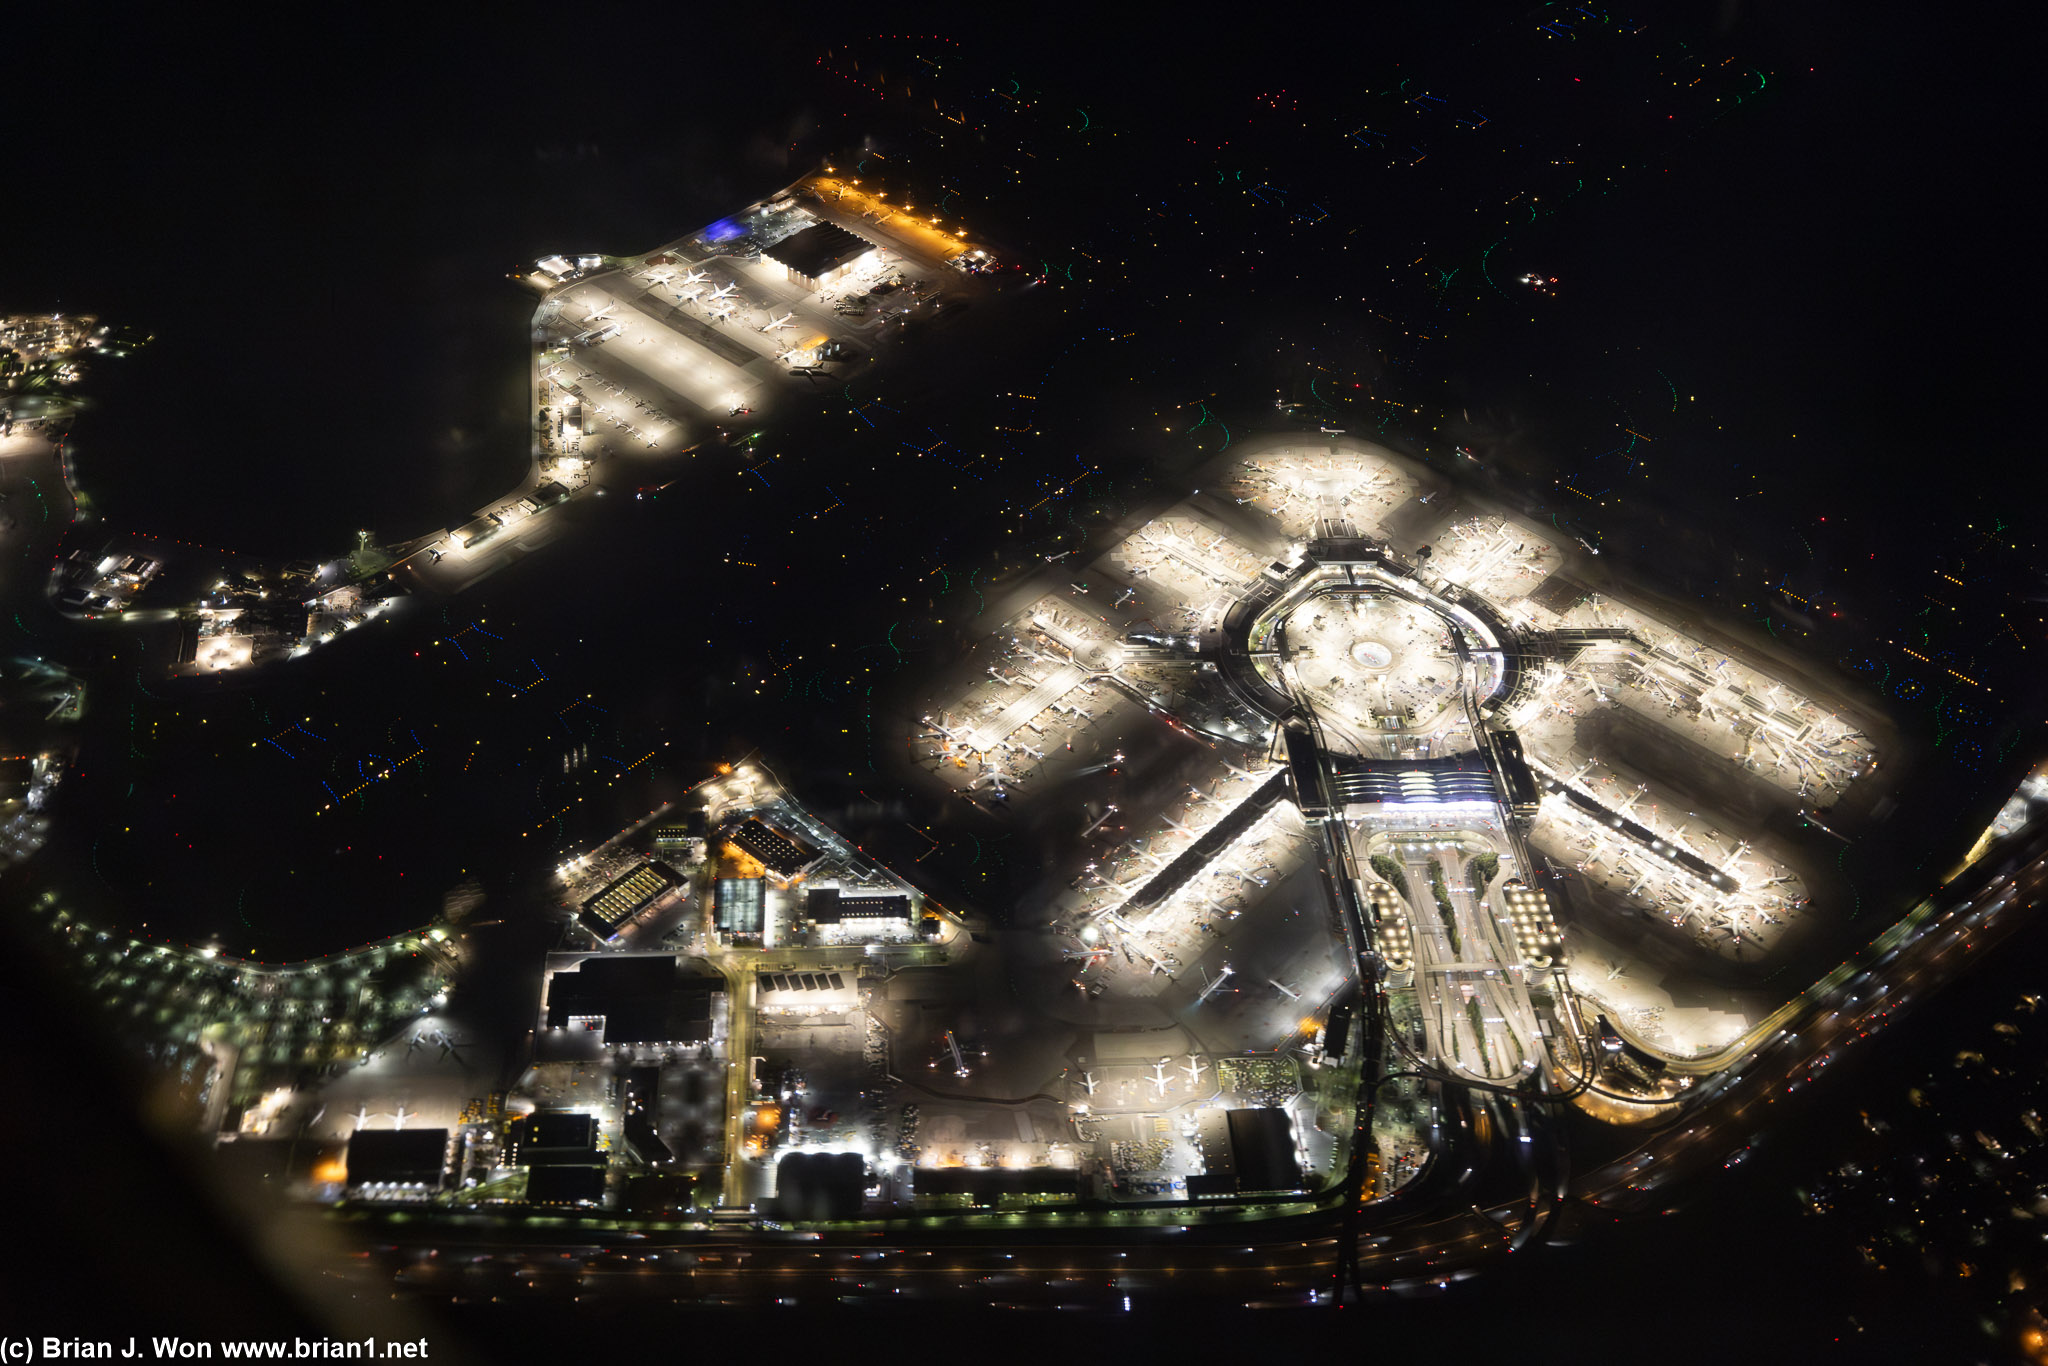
337, 507, 2048, 1306
342, 811, 2048, 1309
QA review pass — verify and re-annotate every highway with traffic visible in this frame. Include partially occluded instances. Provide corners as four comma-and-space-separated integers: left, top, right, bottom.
343, 808, 2048, 1309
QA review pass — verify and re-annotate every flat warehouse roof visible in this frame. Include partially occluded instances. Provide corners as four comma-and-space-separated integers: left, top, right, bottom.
526, 1165, 607, 1204
914, 1167, 1080, 1198
346, 1129, 449, 1185
1226, 1109, 1303, 1193
776, 1151, 867, 1221
731, 819, 811, 875
544, 955, 724, 1042
522, 1111, 599, 1153
806, 886, 909, 922
717, 877, 765, 932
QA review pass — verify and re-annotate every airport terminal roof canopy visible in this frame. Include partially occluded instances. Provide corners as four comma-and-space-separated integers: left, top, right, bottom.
1324, 753, 1501, 807
763, 222, 877, 281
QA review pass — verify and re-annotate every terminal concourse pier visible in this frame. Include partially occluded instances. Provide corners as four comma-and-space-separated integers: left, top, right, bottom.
904, 432, 1895, 1151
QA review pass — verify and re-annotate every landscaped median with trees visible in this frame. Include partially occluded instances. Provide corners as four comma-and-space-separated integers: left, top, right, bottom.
1426, 858, 1460, 956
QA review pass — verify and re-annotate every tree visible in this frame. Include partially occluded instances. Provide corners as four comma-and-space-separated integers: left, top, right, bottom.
1468, 851, 1500, 889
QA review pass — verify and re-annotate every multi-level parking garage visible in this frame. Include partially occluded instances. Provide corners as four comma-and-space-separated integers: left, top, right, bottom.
1204, 520, 1567, 1092
911, 500, 1584, 1096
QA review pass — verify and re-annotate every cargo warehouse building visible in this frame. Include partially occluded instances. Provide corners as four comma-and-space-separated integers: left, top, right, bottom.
763, 222, 879, 291
543, 954, 725, 1047
578, 860, 682, 940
